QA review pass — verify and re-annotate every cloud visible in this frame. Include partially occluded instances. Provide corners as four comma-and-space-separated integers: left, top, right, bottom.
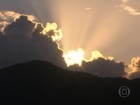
0, 12, 127, 78
83, 58, 126, 77
121, 5, 140, 16
126, 57, 140, 79
4, 16, 35, 37
0, 10, 139, 79
68, 56, 126, 78
0, 10, 37, 31
0, 10, 36, 22
0, 12, 66, 69
117, 0, 140, 16
128, 71, 140, 79
0, 31, 3, 36
42, 23, 63, 41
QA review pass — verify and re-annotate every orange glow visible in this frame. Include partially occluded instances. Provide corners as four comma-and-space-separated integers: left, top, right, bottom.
42, 23, 63, 41
89, 51, 103, 61
49, 0, 126, 57
63, 48, 114, 67
63, 49, 85, 66
125, 57, 140, 79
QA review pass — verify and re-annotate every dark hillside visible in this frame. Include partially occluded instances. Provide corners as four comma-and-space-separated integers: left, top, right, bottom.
0, 60, 139, 105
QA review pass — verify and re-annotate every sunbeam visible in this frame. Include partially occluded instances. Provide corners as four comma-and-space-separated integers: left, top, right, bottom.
45, 0, 128, 64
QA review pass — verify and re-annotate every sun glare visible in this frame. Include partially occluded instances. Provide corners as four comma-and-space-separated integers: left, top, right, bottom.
63, 48, 114, 67
63, 49, 85, 67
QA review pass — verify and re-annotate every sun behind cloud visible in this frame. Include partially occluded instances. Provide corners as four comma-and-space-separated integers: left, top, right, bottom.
63, 48, 113, 67
63, 49, 85, 66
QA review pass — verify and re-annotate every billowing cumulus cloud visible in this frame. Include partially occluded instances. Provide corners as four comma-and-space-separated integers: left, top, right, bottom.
1, 10, 140, 79
4, 16, 35, 37
42, 23, 63, 41
68, 57, 126, 78
0, 12, 127, 78
126, 57, 140, 79
64, 49, 126, 77
83, 58, 126, 77
0, 11, 130, 78
0, 12, 66, 69
0, 10, 37, 31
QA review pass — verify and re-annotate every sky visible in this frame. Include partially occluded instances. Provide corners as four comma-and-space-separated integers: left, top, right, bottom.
0, 0, 140, 79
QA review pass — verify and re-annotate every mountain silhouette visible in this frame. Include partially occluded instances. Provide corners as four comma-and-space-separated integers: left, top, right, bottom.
0, 60, 139, 105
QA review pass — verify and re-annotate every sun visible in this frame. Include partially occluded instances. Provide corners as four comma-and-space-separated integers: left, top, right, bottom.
63, 48, 113, 67
63, 49, 85, 67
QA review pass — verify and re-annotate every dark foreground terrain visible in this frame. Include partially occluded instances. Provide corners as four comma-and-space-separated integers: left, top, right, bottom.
0, 60, 139, 105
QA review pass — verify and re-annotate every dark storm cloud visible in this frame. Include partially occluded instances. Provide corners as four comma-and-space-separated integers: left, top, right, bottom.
0, 10, 37, 32
0, 31, 2, 35
4, 16, 35, 37
83, 58, 126, 77
69, 58, 126, 78
0, 15, 66, 68
129, 72, 140, 79
0, 14, 127, 78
